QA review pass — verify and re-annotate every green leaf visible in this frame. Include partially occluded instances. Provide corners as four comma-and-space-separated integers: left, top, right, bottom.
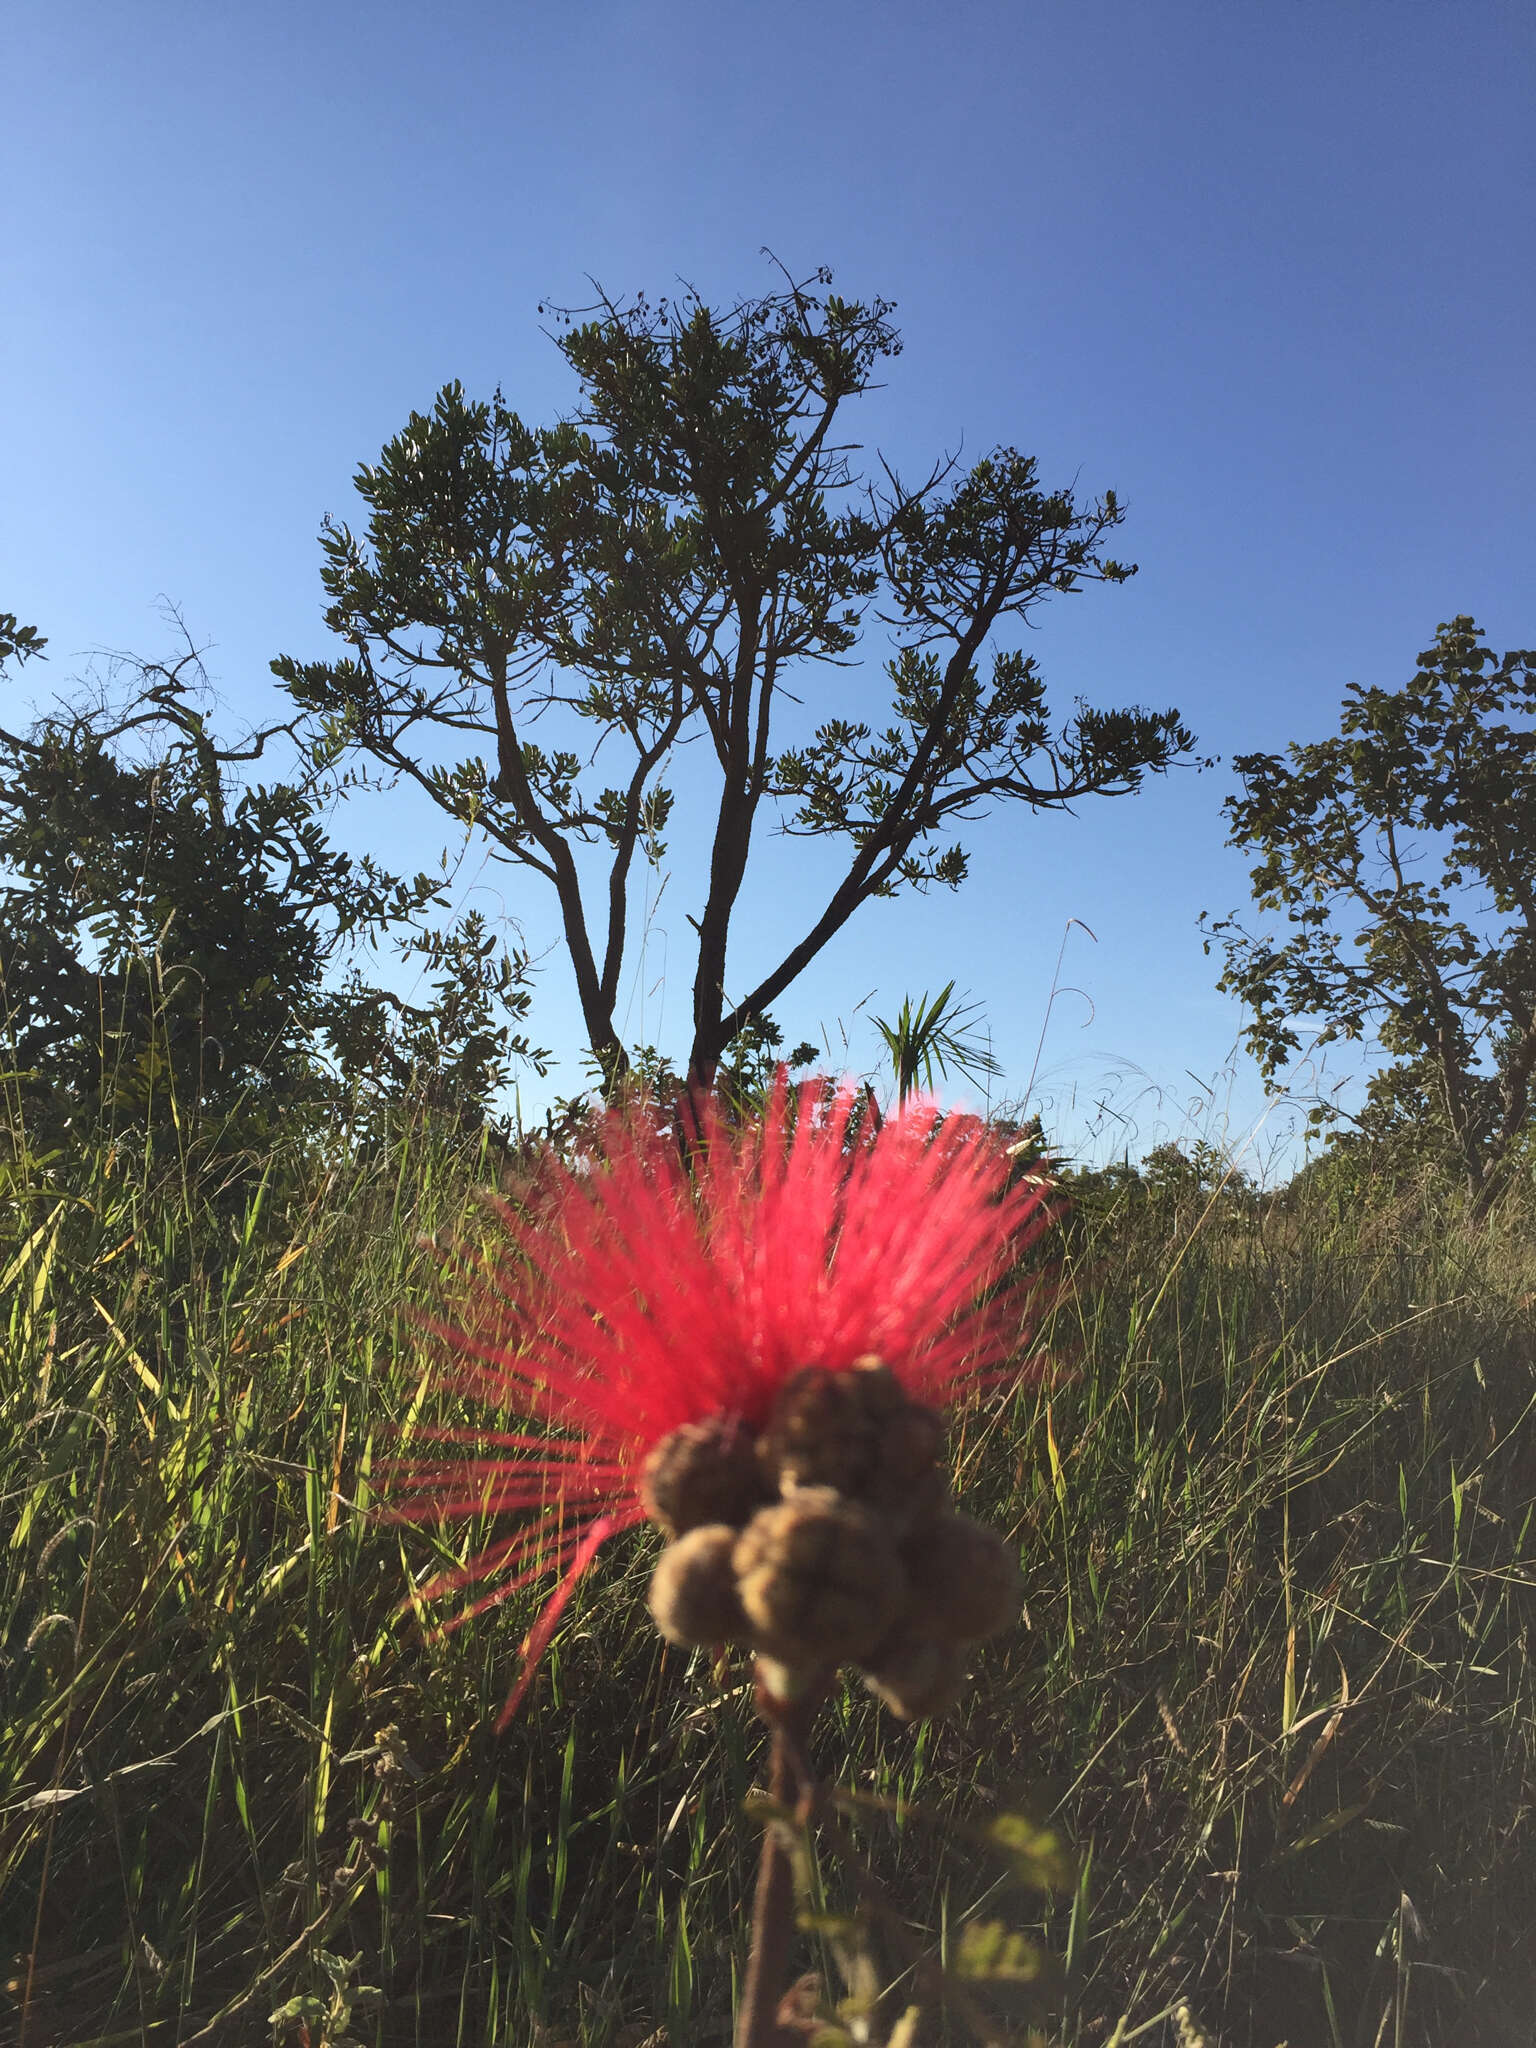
986, 1812, 1078, 1893
269, 1993, 329, 2024
953, 1918, 1058, 1989
797, 1909, 861, 1940
1276, 1799, 1371, 1859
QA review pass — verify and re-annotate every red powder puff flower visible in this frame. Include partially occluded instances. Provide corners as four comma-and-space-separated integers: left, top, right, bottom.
388, 1078, 1055, 1722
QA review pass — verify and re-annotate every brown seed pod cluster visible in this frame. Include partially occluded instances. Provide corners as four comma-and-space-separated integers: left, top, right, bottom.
642, 1357, 1021, 1720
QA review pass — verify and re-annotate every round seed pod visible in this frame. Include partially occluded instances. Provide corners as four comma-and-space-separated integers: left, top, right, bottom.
861, 1627, 967, 1722
759, 1361, 900, 1499
902, 1510, 1022, 1642
733, 1487, 906, 1666
862, 1401, 949, 1531
647, 1524, 748, 1647
761, 1359, 945, 1530
641, 1414, 769, 1535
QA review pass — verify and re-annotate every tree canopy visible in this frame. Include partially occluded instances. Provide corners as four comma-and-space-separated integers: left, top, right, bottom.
1207, 617, 1536, 1217
275, 268, 1193, 1090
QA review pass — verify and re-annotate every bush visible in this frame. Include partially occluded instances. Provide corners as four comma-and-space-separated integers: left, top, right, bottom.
0, 623, 547, 1159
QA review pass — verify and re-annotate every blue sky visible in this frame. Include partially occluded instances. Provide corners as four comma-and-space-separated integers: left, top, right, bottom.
5, 1, 1532, 1167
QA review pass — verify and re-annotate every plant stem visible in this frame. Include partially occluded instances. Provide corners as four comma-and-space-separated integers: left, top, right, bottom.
736, 1683, 820, 2048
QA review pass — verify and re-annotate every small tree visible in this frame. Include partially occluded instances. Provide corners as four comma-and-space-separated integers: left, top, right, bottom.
871, 981, 1001, 1107
1206, 617, 1536, 1219
275, 268, 1193, 1091
0, 625, 546, 1141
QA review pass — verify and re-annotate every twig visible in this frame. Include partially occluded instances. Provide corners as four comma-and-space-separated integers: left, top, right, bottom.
736, 1684, 821, 2048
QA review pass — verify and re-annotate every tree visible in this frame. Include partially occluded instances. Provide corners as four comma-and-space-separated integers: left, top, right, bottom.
1206, 617, 1536, 1219
0, 624, 546, 1141
274, 268, 1193, 1091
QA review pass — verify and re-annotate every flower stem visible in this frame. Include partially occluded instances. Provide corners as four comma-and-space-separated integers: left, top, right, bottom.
736, 1683, 820, 2048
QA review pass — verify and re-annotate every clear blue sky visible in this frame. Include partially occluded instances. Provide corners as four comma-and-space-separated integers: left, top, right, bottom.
6, 1, 1532, 1168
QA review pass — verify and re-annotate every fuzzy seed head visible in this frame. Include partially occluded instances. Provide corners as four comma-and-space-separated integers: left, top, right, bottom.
903, 1509, 1022, 1642
861, 1402, 950, 1530
733, 1487, 906, 1665
643, 1409, 774, 1540
761, 1361, 902, 1496
861, 1626, 968, 1722
761, 1358, 948, 1529
641, 1414, 770, 1535
647, 1524, 748, 1647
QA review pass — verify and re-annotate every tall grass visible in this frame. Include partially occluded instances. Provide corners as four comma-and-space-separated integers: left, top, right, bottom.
2, 1108, 1532, 2045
